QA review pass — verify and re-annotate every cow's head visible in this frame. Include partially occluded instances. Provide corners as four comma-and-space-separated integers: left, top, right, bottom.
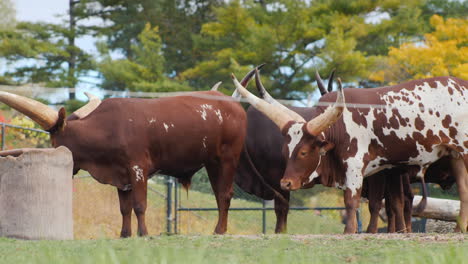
232, 69, 345, 191
0, 91, 100, 147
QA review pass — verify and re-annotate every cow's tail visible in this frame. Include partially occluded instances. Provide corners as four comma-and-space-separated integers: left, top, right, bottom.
241, 145, 289, 205
413, 176, 428, 214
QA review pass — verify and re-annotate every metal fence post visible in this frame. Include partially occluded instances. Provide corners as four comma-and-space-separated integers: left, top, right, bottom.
174, 181, 179, 234
166, 176, 173, 233
1, 123, 5, 150
356, 208, 362, 233
420, 182, 430, 233
262, 200, 267, 234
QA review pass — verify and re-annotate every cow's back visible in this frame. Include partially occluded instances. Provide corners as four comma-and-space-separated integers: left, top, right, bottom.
64, 91, 246, 178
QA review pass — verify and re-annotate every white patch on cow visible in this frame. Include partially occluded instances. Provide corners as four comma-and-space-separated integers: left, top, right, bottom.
287, 123, 304, 158
202, 136, 207, 148
196, 104, 213, 121
132, 165, 144, 182
340, 107, 374, 196
171, 123, 175, 128
307, 155, 321, 183
363, 158, 393, 176
214, 109, 223, 124
335, 182, 346, 190
163, 123, 169, 132
148, 118, 156, 124
129, 118, 133, 122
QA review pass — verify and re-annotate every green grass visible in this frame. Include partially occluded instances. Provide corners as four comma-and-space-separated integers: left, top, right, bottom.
0, 235, 467, 264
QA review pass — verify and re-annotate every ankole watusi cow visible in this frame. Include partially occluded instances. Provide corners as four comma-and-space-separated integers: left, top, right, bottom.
0, 70, 260, 237
233, 70, 468, 233
234, 70, 454, 233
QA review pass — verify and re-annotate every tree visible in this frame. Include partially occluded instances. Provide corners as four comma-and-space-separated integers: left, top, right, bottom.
76, 0, 223, 78
0, 0, 15, 30
182, 0, 384, 97
369, 15, 468, 84
0, 1, 95, 99
0, 22, 94, 91
98, 24, 190, 92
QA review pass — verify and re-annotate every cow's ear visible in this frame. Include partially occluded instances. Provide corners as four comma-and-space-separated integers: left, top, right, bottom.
56, 107, 67, 131
47, 107, 67, 133
318, 141, 334, 156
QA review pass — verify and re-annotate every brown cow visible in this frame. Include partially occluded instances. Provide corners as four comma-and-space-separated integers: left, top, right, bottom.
233, 72, 468, 233
0, 71, 256, 236
364, 156, 455, 233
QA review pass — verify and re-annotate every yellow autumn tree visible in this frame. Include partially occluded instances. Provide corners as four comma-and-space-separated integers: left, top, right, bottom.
370, 15, 468, 84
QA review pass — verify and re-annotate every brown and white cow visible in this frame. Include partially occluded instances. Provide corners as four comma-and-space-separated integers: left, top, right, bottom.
0, 71, 257, 237
233, 72, 468, 233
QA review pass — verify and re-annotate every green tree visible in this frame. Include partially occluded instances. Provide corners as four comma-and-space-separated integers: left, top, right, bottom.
0, 22, 94, 91
76, 0, 223, 78
0, 0, 15, 30
0, 1, 95, 99
98, 24, 190, 92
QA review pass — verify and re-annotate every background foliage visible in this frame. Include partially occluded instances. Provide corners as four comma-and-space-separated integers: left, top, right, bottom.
0, 0, 466, 100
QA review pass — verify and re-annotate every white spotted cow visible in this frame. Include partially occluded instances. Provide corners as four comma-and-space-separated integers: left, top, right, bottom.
233, 72, 468, 233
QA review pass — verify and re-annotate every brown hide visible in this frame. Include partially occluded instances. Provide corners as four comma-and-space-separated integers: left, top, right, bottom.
48, 91, 247, 236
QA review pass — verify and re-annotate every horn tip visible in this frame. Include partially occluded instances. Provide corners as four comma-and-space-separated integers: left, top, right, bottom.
257, 63, 266, 70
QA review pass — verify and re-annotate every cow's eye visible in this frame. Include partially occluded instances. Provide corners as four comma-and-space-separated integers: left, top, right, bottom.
300, 151, 307, 156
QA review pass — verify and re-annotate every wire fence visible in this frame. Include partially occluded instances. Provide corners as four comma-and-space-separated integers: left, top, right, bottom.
0, 122, 356, 235
1, 121, 451, 236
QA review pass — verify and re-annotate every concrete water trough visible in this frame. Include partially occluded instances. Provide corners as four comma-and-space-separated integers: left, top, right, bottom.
0, 146, 73, 240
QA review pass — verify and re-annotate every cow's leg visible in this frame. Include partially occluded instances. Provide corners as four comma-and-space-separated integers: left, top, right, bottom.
132, 177, 148, 236
385, 198, 395, 233
206, 157, 235, 234
343, 188, 362, 234
366, 177, 385, 233
451, 156, 468, 232
274, 191, 290, 234
403, 174, 414, 233
117, 189, 133, 238
386, 174, 406, 233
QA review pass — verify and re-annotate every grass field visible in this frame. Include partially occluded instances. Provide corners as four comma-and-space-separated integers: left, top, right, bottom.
0, 234, 467, 264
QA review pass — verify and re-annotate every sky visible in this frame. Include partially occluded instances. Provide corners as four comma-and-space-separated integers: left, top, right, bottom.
14, 0, 67, 24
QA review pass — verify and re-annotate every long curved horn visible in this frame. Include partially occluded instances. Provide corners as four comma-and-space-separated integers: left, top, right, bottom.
327, 69, 336, 92
315, 70, 328, 96
231, 64, 266, 99
306, 78, 345, 136
210, 82, 222, 91
73, 92, 101, 119
232, 74, 295, 130
0, 91, 58, 130
254, 69, 305, 123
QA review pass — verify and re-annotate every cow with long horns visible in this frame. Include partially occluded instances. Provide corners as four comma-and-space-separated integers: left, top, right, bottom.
0, 72, 255, 237
233, 71, 468, 233
235, 70, 454, 233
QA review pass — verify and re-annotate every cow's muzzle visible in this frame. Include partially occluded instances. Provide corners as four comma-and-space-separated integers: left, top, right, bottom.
280, 179, 300, 191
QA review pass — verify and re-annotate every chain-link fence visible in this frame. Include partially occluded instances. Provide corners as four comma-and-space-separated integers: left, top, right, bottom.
169, 169, 350, 234
1, 122, 442, 237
